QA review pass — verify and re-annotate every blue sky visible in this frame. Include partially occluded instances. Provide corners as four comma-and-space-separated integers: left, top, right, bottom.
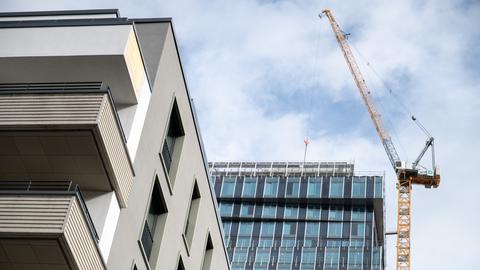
1, 0, 479, 269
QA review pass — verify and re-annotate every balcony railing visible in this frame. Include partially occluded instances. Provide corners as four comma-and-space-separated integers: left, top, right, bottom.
0, 180, 99, 242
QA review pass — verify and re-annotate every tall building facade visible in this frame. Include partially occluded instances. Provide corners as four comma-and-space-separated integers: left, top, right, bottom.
210, 161, 385, 270
0, 10, 229, 270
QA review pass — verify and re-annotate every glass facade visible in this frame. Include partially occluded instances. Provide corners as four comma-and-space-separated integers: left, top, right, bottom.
212, 167, 385, 270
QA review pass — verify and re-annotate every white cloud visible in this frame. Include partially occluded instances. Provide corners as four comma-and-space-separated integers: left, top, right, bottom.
0, 0, 479, 268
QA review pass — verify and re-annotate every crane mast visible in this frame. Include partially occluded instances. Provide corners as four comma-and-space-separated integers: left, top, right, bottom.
320, 9, 440, 270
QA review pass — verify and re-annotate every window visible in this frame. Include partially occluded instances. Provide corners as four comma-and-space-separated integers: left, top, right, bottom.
328, 207, 343, 221
329, 177, 344, 198
259, 222, 275, 247
240, 204, 255, 217
324, 248, 340, 268
285, 177, 300, 197
141, 178, 167, 260
219, 202, 233, 216
306, 206, 321, 220
301, 248, 316, 266
348, 248, 363, 269
242, 177, 257, 197
284, 205, 298, 219
221, 177, 236, 197
184, 181, 201, 247
327, 222, 342, 238
202, 234, 214, 270
239, 222, 253, 236
372, 247, 381, 269
260, 222, 275, 237
161, 100, 184, 174
351, 208, 365, 222
307, 177, 321, 197
374, 176, 383, 198
223, 222, 232, 235
283, 222, 296, 236
282, 222, 296, 247
233, 248, 248, 262
262, 204, 276, 218
237, 237, 251, 247
305, 222, 319, 237
264, 177, 278, 197
351, 223, 365, 238
352, 176, 366, 198
255, 248, 270, 265
278, 248, 294, 264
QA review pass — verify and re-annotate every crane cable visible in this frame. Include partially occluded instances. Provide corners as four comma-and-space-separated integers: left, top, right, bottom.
347, 38, 433, 139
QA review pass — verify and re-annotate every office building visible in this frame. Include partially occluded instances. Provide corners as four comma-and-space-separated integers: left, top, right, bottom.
0, 10, 229, 270
210, 161, 385, 270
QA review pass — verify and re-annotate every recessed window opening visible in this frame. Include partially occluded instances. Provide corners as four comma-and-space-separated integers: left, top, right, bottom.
201, 234, 214, 270
184, 181, 201, 247
177, 256, 185, 270
161, 100, 184, 177
141, 177, 168, 262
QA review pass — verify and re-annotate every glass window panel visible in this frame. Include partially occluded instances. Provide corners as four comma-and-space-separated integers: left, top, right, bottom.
262, 204, 276, 217
243, 177, 257, 197
283, 222, 297, 236
237, 236, 251, 247
255, 248, 270, 264
352, 176, 366, 198
374, 176, 383, 198
239, 222, 253, 236
264, 177, 279, 197
326, 240, 341, 247
307, 177, 322, 197
348, 248, 363, 268
221, 177, 236, 197
233, 248, 248, 263
329, 177, 344, 198
351, 208, 365, 221
302, 248, 316, 264
240, 204, 255, 217
278, 248, 294, 263
305, 222, 319, 237
324, 247, 340, 268
351, 223, 365, 238
285, 177, 300, 197
306, 206, 321, 220
223, 222, 232, 235
219, 202, 233, 216
260, 222, 275, 237
327, 222, 342, 238
329, 207, 343, 221
372, 247, 381, 269
284, 205, 298, 219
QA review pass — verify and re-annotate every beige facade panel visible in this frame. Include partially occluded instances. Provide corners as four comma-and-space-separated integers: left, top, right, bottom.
62, 197, 105, 270
0, 93, 133, 207
0, 194, 105, 270
0, 195, 69, 234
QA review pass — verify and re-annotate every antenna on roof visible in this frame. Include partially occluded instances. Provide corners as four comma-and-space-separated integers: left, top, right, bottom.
302, 137, 310, 176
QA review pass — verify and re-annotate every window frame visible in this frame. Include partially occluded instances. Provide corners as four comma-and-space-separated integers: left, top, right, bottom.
159, 97, 185, 194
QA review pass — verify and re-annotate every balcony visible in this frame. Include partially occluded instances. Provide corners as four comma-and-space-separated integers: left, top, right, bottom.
0, 82, 134, 207
0, 181, 105, 269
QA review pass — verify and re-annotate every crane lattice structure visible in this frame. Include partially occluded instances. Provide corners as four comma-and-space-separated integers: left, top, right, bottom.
320, 9, 441, 270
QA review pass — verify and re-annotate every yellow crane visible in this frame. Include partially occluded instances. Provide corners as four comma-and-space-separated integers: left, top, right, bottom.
320, 9, 440, 270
